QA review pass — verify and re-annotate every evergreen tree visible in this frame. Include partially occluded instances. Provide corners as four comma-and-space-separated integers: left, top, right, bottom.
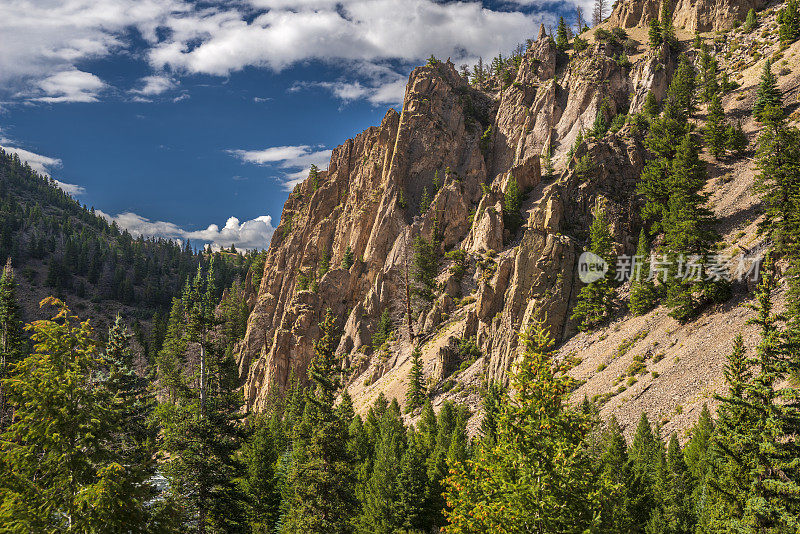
643, 89, 660, 117
0, 260, 24, 428
395, 436, 429, 532
412, 232, 439, 308
597, 417, 633, 533
371, 308, 393, 351
592, 97, 612, 137
282, 309, 357, 533
158, 270, 246, 533
725, 120, 748, 156
342, 245, 354, 269
649, 18, 662, 47
743, 8, 758, 32
698, 46, 720, 103
753, 60, 782, 122
309, 164, 320, 191
754, 104, 800, 264
572, 205, 616, 331
405, 346, 426, 412
627, 413, 662, 530
240, 416, 283, 533
0, 299, 155, 532
779, 0, 800, 43
444, 319, 601, 532
556, 16, 570, 50
479, 381, 504, 446
708, 257, 800, 530
630, 228, 659, 315
660, 2, 676, 45
662, 133, 724, 322
420, 186, 431, 215
704, 93, 727, 159
503, 175, 523, 233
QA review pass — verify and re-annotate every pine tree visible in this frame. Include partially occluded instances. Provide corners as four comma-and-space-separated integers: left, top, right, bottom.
643, 89, 660, 117
597, 417, 633, 533
479, 381, 504, 446
0, 299, 155, 532
627, 413, 662, 530
444, 318, 601, 532
754, 104, 800, 263
704, 93, 727, 159
503, 175, 523, 233
342, 245, 354, 269
240, 415, 283, 534
743, 8, 758, 32
371, 308, 393, 351
405, 346, 426, 412
158, 270, 246, 533
660, 1, 676, 46
649, 18, 662, 47
630, 228, 659, 315
572, 205, 616, 331
420, 186, 431, 214
556, 16, 570, 50
309, 164, 320, 191
753, 60, 782, 121
395, 436, 429, 532
412, 232, 439, 308
709, 257, 800, 530
592, 97, 612, 137
0, 260, 24, 428
699, 49, 720, 103
779, 0, 800, 43
725, 120, 748, 156
282, 309, 357, 533
663, 133, 724, 322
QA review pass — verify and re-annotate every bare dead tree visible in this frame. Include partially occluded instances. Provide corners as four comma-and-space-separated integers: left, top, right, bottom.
402, 231, 415, 340
575, 6, 585, 33
592, 0, 607, 26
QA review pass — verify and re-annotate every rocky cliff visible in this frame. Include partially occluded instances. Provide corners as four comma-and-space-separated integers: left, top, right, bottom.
608, 0, 766, 31
236, 22, 673, 412
237, 0, 800, 437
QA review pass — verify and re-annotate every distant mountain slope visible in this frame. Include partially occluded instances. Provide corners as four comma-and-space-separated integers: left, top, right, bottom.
0, 148, 260, 357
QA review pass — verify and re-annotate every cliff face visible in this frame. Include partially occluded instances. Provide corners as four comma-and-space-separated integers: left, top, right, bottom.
236, 25, 675, 411
607, 0, 766, 32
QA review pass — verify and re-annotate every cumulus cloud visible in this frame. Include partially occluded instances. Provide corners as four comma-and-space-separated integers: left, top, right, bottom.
0, 0, 555, 106
291, 77, 406, 106
96, 210, 275, 250
227, 145, 332, 191
0, 146, 62, 175
0, 144, 86, 195
131, 74, 176, 96
35, 69, 107, 103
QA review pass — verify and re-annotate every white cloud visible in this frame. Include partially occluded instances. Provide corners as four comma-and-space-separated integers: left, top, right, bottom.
0, 145, 62, 174
35, 69, 107, 103
131, 74, 175, 96
292, 78, 406, 106
227, 144, 332, 190
53, 180, 87, 196
0, 144, 86, 195
96, 210, 275, 250
0, 0, 556, 106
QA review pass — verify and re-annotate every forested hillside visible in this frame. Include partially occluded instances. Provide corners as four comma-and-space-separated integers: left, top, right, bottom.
3, 0, 800, 531
0, 148, 264, 357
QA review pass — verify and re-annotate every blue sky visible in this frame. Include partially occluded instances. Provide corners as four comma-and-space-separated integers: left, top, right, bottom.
0, 0, 580, 249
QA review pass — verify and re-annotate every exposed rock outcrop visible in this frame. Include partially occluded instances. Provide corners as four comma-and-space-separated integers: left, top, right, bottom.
607, 0, 767, 32
236, 14, 704, 411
